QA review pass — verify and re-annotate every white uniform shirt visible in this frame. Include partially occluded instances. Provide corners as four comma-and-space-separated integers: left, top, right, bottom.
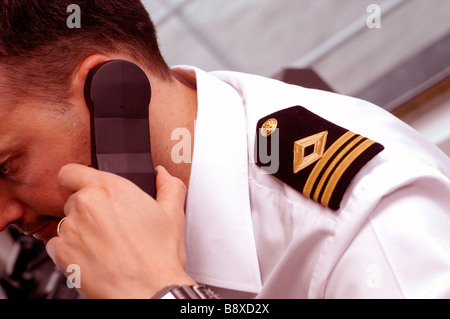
172, 65, 450, 299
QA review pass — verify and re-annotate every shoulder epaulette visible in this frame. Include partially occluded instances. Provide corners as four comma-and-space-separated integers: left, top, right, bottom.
255, 106, 384, 211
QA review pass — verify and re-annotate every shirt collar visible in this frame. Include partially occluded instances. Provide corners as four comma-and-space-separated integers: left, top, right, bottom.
171, 66, 262, 293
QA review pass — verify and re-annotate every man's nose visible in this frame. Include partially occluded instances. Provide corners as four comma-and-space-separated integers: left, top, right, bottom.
0, 199, 24, 232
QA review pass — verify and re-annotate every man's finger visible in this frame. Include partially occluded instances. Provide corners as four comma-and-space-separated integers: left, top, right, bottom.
45, 235, 65, 271
45, 236, 57, 262
58, 163, 103, 192
155, 166, 187, 214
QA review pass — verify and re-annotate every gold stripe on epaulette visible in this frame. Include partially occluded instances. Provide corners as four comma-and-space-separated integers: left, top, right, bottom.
312, 135, 365, 202
320, 138, 376, 206
303, 131, 356, 198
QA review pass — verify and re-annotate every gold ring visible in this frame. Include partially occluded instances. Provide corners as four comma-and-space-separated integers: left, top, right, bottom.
57, 217, 67, 236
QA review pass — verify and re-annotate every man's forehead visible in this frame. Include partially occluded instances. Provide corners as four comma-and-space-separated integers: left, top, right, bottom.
0, 84, 17, 112
0, 65, 24, 110
0, 110, 31, 162
0, 95, 17, 120
0, 99, 28, 150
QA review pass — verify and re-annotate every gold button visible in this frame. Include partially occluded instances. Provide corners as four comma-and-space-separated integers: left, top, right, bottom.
261, 118, 278, 137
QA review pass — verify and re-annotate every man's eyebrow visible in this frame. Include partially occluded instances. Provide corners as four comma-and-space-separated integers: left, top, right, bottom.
0, 141, 15, 160
0, 148, 11, 160
0, 130, 22, 157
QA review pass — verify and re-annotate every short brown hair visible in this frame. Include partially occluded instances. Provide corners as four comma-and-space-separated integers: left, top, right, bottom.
0, 0, 171, 110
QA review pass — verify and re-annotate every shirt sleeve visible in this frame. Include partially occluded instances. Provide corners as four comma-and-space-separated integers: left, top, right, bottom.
324, 174, 450, 298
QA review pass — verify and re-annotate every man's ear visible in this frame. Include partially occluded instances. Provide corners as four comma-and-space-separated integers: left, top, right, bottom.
70, 54, 111, 109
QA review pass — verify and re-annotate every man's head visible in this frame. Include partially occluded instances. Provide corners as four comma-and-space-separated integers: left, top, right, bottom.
0, 0, 171, 109
0, 0, 172, 242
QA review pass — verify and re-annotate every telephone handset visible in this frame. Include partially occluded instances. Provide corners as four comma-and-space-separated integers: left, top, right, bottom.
84, 60, 156, 198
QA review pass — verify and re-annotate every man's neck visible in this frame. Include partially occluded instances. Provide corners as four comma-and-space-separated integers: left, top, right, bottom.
148, 75, 198, 188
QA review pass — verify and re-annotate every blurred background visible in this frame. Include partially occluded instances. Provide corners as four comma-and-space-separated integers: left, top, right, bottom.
1, 0, 449, 294
143, 0, 450, 155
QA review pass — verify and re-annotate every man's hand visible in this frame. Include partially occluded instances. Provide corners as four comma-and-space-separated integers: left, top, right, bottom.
46, 164, 196, 299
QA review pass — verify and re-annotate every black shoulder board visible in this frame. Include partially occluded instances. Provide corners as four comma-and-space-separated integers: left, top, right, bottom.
255, 106, 384, 211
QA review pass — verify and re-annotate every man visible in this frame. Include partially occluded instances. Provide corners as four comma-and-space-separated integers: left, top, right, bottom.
1, 0, 449, 299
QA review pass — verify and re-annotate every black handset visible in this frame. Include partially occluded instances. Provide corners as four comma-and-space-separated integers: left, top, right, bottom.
84, 60, 156, 198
